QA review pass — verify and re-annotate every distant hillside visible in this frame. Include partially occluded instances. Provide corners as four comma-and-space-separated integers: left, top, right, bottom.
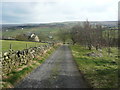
2, 21, 117, 30
2, 21, 118, 39
63, 21, 117, 27
2, 23, 66, 31
90, 21, 118, 27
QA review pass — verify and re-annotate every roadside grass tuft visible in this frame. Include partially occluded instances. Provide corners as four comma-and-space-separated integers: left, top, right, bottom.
3, 67, 32, 84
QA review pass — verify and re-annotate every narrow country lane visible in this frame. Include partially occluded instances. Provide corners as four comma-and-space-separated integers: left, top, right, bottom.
15, 45, 88, 88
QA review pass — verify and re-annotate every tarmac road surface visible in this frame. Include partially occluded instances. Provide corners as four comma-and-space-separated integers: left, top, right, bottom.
16, 45, 88, 88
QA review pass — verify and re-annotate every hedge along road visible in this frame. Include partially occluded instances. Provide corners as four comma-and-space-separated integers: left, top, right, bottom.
15, 45, 88, 88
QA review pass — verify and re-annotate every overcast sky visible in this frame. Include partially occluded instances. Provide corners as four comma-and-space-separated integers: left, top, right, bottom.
1, 0, 119, 24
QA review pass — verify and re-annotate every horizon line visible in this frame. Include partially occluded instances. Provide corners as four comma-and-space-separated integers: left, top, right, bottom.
1, 20, 118, 25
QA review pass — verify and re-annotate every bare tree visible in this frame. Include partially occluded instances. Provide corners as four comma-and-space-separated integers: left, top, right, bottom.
57, 28, 69, 44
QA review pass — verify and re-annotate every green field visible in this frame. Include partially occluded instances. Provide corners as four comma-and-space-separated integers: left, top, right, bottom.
2, 26, 61, 42
2, 27, 59, 37
1, 40, 47, 52
70, 45, 118, 88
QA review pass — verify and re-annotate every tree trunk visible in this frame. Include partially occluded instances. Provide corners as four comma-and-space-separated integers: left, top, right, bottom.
88, 44, 92, 50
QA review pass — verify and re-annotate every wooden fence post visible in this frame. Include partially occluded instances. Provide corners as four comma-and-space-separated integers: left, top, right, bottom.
26, 44, 27, 49
10, 43, 12, 49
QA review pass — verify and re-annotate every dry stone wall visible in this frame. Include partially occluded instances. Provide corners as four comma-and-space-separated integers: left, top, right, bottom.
1, 44, 53, 75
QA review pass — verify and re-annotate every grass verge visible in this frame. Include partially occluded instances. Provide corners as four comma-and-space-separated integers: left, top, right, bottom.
70, 45, 118, 88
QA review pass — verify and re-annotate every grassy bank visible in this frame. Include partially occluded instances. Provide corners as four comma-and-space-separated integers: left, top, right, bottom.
70, 45, 118, 88
2, 45, 59, 88
1, 40, 47, 52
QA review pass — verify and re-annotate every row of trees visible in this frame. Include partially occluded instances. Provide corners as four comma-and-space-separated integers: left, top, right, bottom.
58, 21, 118, 51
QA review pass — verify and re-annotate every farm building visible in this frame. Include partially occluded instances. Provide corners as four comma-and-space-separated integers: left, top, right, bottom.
29, 33, 40, 42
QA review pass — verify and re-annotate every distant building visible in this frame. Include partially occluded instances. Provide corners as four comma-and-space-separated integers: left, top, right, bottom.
34, 35, 40, 42
49, 36, 53, 39
30, 33, 35, 38
29, 33, 40, 42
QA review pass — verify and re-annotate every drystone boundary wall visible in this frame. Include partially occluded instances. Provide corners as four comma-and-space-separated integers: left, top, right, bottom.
1, 44, 53, 75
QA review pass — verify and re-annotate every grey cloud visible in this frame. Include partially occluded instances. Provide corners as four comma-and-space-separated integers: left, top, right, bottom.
1, 0, 118, 24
